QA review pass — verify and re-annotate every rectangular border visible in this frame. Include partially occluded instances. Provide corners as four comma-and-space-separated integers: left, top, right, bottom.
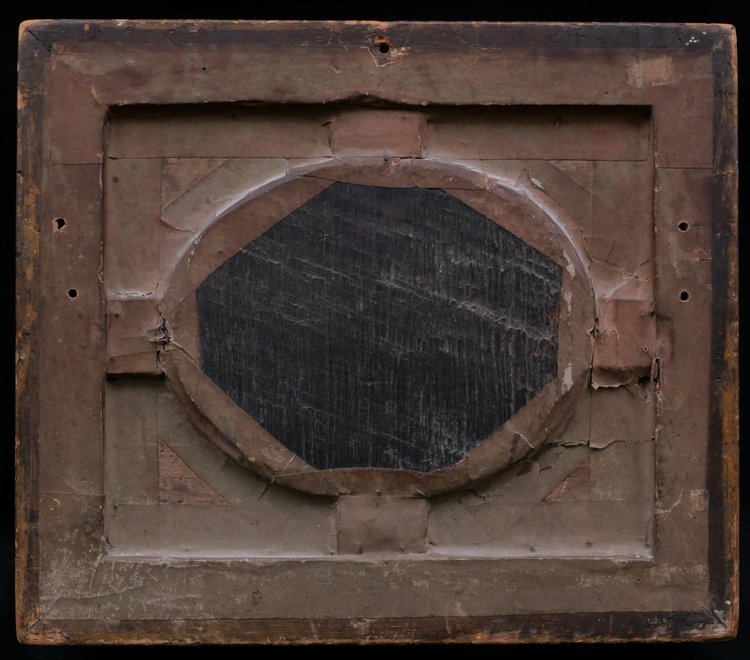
16, 20, 738, 643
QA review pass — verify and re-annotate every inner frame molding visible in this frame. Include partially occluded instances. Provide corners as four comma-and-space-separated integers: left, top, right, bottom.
101, 101, 657, 565
159, 157, 595, 496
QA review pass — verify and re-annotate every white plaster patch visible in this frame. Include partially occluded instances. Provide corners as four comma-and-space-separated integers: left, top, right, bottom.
563, 363, 574, 391
564, 288, 573, 315
627, 56, 675, 88
563, 251, 576, 278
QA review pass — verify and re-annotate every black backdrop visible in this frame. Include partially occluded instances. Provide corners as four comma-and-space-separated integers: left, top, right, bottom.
5, 3, 747, 658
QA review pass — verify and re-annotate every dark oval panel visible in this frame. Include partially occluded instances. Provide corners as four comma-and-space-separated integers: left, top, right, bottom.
195, 182, 562, 472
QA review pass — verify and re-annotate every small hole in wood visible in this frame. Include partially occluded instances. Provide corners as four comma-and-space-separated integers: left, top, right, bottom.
679, 290, 690, 302
678, 221, 689, 232
202, 66, 207, 71
378, 42, 390, 54
67, 288, 78, 299
54, 217, 66, 230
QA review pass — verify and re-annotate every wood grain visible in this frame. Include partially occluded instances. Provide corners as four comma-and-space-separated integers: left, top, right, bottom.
196, 183, 562, 471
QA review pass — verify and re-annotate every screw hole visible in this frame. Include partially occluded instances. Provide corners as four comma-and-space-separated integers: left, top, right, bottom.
67, 288, 78, 299
679, 290, 690, 302
378, 42, 390, 54
678, 221, 689, 232
54, 217, 66, 230
201, 66, 207, 71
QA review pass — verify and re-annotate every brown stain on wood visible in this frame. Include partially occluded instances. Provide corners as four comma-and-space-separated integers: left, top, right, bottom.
543, 458, 590, 502
157, 439, 228, 505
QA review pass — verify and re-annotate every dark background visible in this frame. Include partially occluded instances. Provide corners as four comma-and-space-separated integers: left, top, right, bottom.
6, 3, 746, 658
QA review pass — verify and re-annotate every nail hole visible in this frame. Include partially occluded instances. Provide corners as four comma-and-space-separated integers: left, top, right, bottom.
378, 42, 390, 54
678, 221, 689, 232
54, 217, 66, 230
201, 66, 207, 71
67, 288, 78, 299
679, 290, 690, 302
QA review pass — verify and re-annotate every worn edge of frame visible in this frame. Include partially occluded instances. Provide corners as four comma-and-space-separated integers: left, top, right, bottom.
14, 19, 739, 644
15, 19, 49, 644
706, 22, 739, 638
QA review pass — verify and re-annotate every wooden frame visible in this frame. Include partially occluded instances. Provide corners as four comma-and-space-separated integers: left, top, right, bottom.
161, 158, 592, 496
16, 20, 737, 643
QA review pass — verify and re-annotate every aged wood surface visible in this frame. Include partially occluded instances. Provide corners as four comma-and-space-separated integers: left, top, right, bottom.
17, 610, 734, 645
159, 157, 592, 496
707, 32, 739, 624
15, 20, 738, 644
196, 183, 561, 471
15, 14, 47, 637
